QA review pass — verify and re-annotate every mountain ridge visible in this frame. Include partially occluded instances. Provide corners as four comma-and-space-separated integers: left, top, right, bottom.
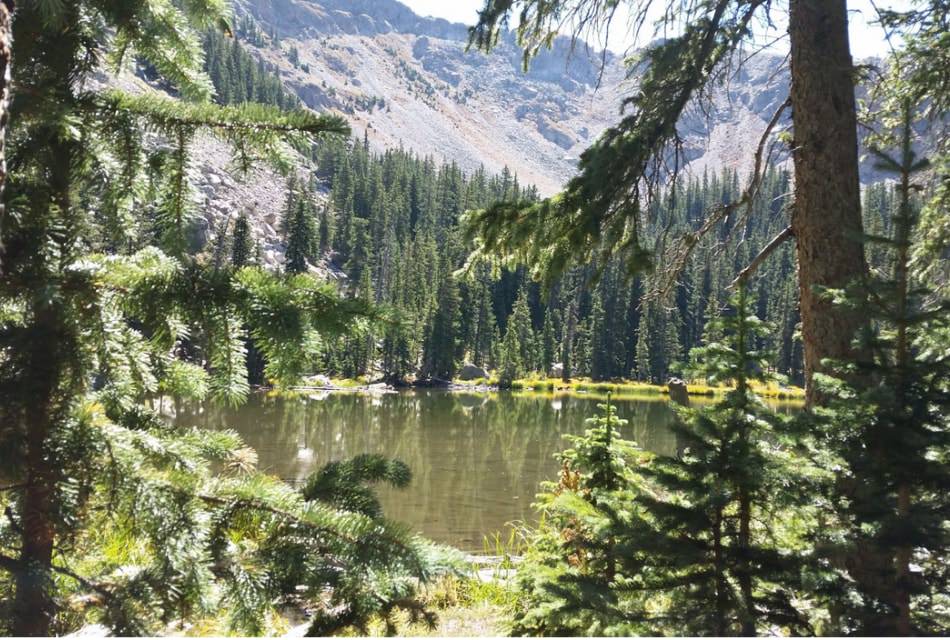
232, 0, 791, 195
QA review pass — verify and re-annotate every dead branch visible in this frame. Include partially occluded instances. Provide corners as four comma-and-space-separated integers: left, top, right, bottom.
646, 95, 792, 301
729, 225, 794, 289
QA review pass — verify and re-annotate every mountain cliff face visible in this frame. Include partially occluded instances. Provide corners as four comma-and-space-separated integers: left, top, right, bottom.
232, 0, 791, 195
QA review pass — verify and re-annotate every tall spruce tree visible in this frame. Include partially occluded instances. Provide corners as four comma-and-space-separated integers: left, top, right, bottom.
285, 197, 315, 274
422, 270, 461, 380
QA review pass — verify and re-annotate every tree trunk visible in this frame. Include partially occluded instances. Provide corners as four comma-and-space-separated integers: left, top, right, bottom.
788, 0, 869, 407
13, 307, 60, 637
14, 420, 56, 637
0, 0, 13, 271
712, 508, 728, 636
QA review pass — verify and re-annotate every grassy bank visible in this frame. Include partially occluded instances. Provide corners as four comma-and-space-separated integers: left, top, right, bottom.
285, 375, 805, 402
456, 376, 806, 401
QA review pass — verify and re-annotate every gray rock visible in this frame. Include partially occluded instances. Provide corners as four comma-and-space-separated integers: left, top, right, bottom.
549, 362, 564, 378
308, 374, 332, 387
458, 363, 489, 381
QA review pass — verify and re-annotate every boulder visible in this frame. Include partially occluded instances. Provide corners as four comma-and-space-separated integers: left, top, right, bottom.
458, 363, 489, 381
549, 362, 564, 379
308, 374, 332, 388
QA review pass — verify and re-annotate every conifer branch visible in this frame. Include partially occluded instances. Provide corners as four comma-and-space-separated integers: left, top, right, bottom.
103, 91, 350, 137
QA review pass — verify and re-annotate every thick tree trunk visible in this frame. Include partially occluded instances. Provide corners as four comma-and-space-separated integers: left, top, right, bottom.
13, 298, 64, 637
14, 423, 56, 637
788, 0, 869, 407
0, 0, 13, 270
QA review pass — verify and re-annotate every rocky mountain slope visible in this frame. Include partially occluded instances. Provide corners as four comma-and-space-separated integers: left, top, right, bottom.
232, 0, 792, 195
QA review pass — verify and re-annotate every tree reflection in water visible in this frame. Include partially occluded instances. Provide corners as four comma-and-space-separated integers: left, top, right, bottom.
170, 390, 727, 550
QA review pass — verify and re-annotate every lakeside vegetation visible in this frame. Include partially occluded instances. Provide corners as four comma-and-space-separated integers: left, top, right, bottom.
0, 0, 947, 637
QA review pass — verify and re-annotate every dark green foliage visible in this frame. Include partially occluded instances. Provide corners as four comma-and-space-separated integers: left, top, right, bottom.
302, 454, 412, 518
231, 212, 254, 267
204, 28, 300, 109
285, 198, 316, 274
312, 132, 805, 385
0, 1, 446, 635
512, 292, 815, 635
423, 269, 461, 380
814, 105, 950, 635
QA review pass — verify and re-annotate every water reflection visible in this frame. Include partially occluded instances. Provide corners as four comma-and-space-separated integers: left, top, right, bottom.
171, 390, 680, 550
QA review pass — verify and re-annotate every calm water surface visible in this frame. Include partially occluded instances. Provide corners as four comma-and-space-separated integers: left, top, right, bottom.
170, 390, 709, 550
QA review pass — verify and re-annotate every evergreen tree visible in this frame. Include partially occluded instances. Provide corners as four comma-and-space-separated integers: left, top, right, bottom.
285, 198, 314, 274
498, 319, 523, 387
381, 317, 415, 384
511, 290, 814, 635
422, 271, 460, 380
0, 4, 443, 635
815, 104, 950, 635
506, 287, 536, 375
231, 211, 254, 268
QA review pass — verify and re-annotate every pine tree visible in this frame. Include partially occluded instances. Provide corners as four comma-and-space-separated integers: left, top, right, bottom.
285, 198, 315, 274
381, 317, 415, 384
318, 205, 333, 253
506, 287, 536, 375
815, 104, 950, 635
0, 4, 443, 635
422, 270, 460, 380
498, 320, 523, 387
231, 211, 254, 268
511, 290, 814, 635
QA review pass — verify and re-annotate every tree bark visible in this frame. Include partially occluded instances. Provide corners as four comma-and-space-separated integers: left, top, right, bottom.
0, 0, 13, 272
788, 0, 869, 407
13, 307, 60, 637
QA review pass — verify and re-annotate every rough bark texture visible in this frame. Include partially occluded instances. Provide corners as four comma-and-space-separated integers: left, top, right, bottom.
0, 0, 12, 270
788, 0, 869, 407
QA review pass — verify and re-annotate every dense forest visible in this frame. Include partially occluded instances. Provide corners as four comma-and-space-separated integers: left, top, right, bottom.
0, 0, 947, 637
227, 131, 908, 388
201, 21, 908, 389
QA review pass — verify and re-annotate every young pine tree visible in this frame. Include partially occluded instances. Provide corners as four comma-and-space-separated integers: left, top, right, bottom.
231, 211, 255, 268
513, 289, 814, 635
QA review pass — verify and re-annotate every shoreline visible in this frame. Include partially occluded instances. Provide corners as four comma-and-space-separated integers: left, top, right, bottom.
283, 376, 806, 402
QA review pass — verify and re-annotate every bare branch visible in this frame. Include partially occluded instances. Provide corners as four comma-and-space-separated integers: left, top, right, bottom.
728, 225, 794, 289
647, 95, 791, 301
